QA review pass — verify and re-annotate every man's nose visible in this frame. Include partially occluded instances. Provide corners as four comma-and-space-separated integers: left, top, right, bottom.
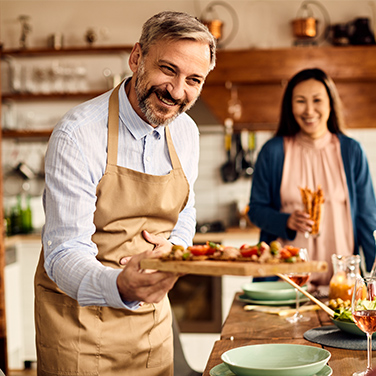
167, 77, 185, 100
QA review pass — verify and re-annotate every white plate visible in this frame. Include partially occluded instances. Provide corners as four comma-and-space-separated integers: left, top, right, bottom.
210, 363, 332, 376
238, 294, 309, 306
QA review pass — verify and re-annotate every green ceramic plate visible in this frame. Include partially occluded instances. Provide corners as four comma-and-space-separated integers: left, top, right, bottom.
331, 318, 367, 337
237, 294, 309, 306
221, 344, 331, 376
209, 363, 333, 376
242, 282, 307, 301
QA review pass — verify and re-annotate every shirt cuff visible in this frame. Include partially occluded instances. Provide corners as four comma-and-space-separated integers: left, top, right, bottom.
169, 235, 190, 249
100, 268, 141, 310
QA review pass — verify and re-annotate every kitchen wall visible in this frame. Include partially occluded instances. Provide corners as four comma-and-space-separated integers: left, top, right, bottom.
1, 0, 376, 50
1, 0, 376, 229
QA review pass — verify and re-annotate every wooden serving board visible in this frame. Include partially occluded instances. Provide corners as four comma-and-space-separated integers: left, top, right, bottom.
140, 259, 327, 277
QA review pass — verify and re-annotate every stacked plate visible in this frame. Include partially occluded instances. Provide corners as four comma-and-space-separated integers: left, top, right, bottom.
240, 281, 308, 306
210, 344, 332, 376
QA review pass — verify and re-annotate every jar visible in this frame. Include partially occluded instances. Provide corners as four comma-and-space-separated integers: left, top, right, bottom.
331, 23, 350, 46
329, 254, 361, 302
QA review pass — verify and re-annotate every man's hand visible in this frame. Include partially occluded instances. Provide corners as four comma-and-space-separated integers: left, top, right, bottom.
117, 230, 178, 304
287, 210, 314, 234
142, 230, 172, 255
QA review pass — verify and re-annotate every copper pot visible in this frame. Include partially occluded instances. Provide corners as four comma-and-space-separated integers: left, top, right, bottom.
292, 17, 318, 38
202, 19, 223, 40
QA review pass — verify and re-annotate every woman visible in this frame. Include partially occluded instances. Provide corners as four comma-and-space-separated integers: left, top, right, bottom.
248, 68, 376, 289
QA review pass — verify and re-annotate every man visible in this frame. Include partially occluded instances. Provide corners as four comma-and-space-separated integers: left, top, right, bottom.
34, 11, 216, 376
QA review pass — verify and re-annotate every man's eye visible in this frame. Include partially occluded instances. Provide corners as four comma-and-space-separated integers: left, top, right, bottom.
188, 77, 202, 86
161, 66, 174, 75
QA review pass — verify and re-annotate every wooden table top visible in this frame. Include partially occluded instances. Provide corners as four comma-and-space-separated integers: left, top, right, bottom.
202, 293, 370, 375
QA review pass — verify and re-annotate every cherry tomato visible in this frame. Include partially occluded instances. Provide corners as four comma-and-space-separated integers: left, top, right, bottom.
188, 245, 210, 256
240, 246, 259, 258
206, 241, 221, 255
285, 245, 300, 256
279, 248, 292, 259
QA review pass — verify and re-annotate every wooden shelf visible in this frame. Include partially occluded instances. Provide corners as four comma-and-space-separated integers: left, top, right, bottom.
200, 45, 376, 130
0, 45, 133, 57
2, 90, 106, 101
2, 129, 52, 139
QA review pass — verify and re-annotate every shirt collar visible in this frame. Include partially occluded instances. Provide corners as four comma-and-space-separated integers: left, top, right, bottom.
118, 78, 163, 140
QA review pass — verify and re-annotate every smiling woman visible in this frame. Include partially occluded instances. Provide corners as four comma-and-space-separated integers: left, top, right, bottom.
292, 79, 331, 139
248, 68, 376, 291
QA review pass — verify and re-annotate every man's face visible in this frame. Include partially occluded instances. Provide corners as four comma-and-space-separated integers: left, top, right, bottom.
131, 39, 211, 127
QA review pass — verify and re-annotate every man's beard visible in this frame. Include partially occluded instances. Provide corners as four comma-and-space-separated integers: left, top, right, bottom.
134, 61, 200, 126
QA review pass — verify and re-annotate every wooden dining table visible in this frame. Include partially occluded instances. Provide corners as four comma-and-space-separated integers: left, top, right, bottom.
202, 292, 371, 375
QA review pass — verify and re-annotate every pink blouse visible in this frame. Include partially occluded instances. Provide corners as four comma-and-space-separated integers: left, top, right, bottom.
279, 131, 354, 286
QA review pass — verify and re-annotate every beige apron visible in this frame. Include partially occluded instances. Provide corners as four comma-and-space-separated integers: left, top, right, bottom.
34, 82, 190, 375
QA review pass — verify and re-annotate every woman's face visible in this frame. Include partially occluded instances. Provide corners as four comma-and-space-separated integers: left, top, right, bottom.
292, 78, 331, 139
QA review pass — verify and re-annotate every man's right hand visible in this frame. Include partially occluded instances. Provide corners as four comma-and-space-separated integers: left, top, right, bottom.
116, 249, 179, 304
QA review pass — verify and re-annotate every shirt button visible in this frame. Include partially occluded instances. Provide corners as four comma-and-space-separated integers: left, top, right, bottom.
146, 156, 151, 162
47, 240, 52, 246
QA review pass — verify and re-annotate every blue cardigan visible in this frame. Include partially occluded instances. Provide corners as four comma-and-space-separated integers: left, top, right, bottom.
248, 134, 376, 272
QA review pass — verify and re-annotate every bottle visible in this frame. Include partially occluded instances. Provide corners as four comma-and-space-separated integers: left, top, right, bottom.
10, 196, 22, 235
22, 195, 33, 234
329, 254, 361, 302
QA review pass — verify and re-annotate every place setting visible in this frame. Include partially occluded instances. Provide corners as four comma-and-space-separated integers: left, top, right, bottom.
209, 248, 334, 376
209, 343, 332, 376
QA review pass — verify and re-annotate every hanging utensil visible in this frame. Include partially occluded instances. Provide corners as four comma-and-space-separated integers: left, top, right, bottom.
240, 130, 254, 178
234, 133, 244, 175
220, 120, 239, 183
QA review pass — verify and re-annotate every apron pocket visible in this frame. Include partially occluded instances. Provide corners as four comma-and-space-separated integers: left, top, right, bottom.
36, 288, 101, 375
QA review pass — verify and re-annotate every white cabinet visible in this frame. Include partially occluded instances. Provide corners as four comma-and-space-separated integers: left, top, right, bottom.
5, 239, 41, 370
5, 247, 22, 370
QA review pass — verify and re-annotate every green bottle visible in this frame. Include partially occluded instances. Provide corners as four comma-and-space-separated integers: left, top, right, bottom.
22, 195, 33, 234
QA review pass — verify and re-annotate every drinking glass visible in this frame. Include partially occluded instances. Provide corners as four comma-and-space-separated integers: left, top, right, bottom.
351, 276, 376, 376
285, 248, 310, 323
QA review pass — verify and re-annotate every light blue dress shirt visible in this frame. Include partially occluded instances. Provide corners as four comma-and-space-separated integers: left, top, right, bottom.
42, 79, 199, 309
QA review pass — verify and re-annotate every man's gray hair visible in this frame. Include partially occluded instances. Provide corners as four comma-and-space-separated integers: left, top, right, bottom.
139, 11, 216, 72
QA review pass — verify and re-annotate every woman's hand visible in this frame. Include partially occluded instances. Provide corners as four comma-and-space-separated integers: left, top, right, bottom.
287, 210, 314, 234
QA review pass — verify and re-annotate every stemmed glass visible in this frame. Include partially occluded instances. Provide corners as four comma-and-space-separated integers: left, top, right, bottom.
285, 248, 311, 323
351, 276, 376, 376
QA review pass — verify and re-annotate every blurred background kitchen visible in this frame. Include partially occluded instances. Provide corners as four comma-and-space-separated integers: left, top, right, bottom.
1, 0, 376, 374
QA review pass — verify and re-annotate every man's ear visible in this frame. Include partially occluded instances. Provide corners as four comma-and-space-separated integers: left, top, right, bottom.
128, 43, 142, 73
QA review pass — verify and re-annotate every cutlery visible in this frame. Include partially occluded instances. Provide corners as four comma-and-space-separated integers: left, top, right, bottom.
244, 304, 320, 316
277, 273, 335, 317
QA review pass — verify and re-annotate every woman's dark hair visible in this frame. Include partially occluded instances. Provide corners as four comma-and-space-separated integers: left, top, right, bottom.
275, 68, 345, 137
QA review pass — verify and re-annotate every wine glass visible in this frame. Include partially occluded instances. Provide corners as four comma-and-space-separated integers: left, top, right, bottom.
285, 248, 310, 323
351, 276, 376, 376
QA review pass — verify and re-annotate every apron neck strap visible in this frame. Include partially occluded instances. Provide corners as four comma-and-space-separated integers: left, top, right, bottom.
107, 83, 121, 165
165, 126, 181, 170
107, 81, 183, 171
